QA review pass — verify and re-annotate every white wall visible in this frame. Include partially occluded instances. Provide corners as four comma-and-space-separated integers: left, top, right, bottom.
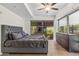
0, 5, 26, 54
54, 3, 79, 40
25, 19, 31, 35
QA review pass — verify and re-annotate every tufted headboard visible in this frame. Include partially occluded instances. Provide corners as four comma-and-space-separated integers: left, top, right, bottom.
1, 25, 23, 47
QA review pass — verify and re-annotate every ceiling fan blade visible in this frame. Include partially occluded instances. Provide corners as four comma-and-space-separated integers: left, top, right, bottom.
51, 8, 58, 10
46, 3, 49, 5
37, 8, 45, 10
41, 3, 46, 6
51, 3, 56, 6
46, 11, 48, 13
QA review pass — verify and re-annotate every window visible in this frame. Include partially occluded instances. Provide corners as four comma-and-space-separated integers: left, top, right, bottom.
58, 17, 68, 33
69, 11, 79, 34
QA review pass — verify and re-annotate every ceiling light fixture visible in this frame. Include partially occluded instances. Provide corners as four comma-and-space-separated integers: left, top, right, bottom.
45, 5, 51, 11
38, 3, 58, 13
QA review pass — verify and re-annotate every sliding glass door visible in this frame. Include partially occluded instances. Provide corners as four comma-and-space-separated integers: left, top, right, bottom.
31, 20, 53, 39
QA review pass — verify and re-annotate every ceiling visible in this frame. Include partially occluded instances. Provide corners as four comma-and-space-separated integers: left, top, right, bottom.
27, 3, 68, 16
0, 3, 68, 19
0, 3, 32, 19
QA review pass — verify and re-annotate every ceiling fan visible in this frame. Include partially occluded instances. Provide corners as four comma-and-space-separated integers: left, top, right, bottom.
38, 3, 58, 13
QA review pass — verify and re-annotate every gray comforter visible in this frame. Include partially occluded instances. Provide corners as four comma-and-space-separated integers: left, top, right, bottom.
4, 38, 47, 48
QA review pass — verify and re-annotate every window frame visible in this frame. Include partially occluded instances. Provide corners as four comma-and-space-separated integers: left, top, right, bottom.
69, 10, 79, 34
58, 16, 68, 33
57, 9, 79, 34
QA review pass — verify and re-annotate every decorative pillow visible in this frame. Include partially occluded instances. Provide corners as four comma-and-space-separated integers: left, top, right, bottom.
7, 33, 14, 40
21, 31, 28, 37
7, 33, 12, 40
10, 31, 29, 40
12, 32, 23, 39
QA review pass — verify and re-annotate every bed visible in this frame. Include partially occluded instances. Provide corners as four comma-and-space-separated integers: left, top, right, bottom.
1, 25, 48, 53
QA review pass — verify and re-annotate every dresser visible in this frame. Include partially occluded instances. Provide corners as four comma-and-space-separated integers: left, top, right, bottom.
56, 32, 79, 52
